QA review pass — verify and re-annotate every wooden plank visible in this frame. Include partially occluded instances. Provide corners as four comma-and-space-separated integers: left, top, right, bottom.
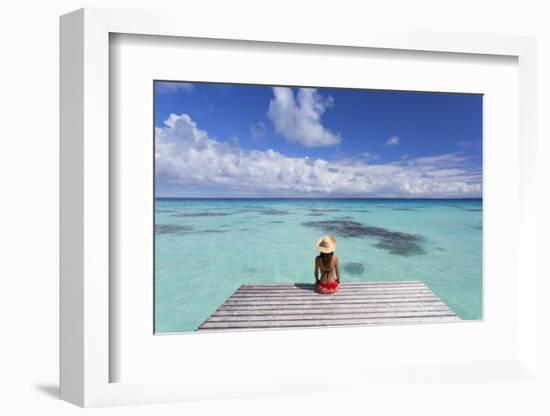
227, 295, 436, 302
239, 280, 425, 290
242, 281, 424, 285
234, 285, 431, 292
199, 315, 461, 330
223, 295, 440, 304
197, 281, 460, 331
229, 290, 434, 299
213, 305, 453, 316
241, 282, 424, 289
217, 301, 450, 312
229, 287, 436, 297
206, 310, 456, 322
239, 283, 427, 290
220, 297, 442, 307
235, 288, 429, 295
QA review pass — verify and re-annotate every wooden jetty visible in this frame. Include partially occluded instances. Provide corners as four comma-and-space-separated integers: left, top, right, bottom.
197, 281, 460, 331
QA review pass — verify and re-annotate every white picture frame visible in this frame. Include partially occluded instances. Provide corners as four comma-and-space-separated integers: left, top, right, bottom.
60, 7, 538, 408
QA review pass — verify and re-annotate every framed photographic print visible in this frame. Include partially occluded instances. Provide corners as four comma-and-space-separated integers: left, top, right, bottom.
153, 80, 482, 334
60, 7, 538, 408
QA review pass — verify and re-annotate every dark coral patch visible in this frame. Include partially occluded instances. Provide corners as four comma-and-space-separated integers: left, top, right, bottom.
155, 224, 194, 235
302, 219, 425, 256
260, 209, 289, 215
155, 224, 230, 235
343, 262, 366, 275
172, 211, 230, 217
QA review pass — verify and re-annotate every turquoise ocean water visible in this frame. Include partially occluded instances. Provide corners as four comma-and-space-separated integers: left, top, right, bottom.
154, 198, 483, 333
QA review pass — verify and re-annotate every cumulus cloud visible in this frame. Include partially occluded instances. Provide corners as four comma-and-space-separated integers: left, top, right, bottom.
155, 82, 194, 94
155, 113, 481, 198
386, 136, 400, 146
266, 87, 341, 147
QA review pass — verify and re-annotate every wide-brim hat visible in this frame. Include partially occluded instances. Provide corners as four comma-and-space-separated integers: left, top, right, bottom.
316, 235, 336, 253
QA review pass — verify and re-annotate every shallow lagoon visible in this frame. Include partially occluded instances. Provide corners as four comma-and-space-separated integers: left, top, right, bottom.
155, 198, 482, 333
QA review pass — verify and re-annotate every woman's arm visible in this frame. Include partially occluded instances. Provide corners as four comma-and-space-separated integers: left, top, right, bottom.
335, 256, 341, 283
314, 257, 320, 284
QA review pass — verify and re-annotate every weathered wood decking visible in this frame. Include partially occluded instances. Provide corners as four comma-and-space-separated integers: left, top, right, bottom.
197, 281, 460, 331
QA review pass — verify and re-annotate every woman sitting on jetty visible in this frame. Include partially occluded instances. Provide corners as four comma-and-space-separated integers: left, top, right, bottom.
314, 235, 340, 294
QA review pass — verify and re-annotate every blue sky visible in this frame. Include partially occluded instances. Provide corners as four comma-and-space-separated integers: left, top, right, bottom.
154, 81, 482, 198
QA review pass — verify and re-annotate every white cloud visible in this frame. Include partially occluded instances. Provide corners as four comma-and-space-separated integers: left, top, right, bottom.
250, 121, 268, 141
156, 113, 481, 198
358, 152, 380, 161
266, 87, 341, 147
155, 82, 194, 94
386, 136, 400, 146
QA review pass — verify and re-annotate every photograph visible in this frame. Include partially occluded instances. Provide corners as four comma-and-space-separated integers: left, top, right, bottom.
153, 80, 483, 333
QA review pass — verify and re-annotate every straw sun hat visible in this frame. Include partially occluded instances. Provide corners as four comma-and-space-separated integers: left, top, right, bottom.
316, 235, 337, 254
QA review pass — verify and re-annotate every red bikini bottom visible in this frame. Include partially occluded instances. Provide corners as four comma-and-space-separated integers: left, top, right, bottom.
316, 280, 339, 294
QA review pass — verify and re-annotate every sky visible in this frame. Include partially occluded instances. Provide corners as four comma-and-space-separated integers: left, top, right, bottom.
154, 81, 482, 198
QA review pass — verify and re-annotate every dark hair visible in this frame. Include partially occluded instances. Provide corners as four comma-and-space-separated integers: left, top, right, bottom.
320, 251, 334, 268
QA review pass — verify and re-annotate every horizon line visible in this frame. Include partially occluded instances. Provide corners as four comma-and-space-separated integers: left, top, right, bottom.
155, 196, 483, 200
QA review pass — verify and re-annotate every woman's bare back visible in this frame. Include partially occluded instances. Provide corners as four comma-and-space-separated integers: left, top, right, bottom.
316, 255, 339, 284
